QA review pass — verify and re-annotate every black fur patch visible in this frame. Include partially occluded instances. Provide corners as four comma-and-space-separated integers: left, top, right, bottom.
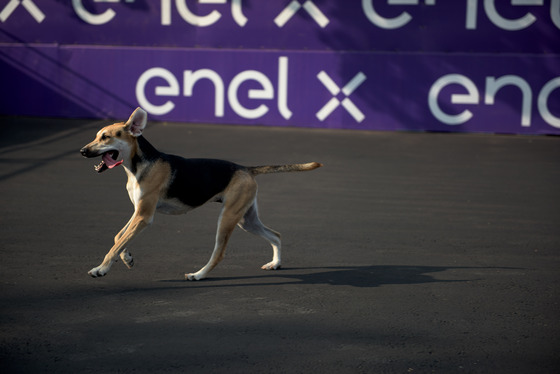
133, 136, 160, 175
165, 157, 244, 207
135, 136, 244, 207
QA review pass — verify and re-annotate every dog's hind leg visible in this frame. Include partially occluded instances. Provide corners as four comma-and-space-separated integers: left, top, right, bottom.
237, 199, 282, 270
186, 173, 257, 281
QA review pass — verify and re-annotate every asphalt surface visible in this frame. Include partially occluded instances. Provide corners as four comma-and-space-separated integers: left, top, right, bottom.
0, 116, 559, 373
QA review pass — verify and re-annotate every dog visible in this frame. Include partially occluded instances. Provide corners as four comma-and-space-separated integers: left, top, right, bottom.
80, 108, 322, 280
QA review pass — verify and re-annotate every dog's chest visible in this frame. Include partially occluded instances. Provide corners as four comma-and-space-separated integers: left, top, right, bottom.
124, 166, 150, 208
126, 177, 142, 208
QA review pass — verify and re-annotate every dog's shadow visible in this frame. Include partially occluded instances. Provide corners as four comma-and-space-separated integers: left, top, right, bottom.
159, 265, 504, 289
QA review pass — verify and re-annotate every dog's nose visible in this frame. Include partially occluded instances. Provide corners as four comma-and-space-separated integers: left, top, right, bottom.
80, 147, 88, 157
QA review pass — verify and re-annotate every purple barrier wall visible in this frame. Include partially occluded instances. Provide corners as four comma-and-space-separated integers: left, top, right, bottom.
1, 1, 559, 134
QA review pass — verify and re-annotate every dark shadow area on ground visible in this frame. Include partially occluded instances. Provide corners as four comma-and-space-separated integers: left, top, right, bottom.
155, 265, 515, 289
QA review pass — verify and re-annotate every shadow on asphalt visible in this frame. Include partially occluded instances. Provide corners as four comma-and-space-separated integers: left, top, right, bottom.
156, 265, 514, 288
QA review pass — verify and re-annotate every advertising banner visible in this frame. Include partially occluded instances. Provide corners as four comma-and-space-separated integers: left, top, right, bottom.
1, 1, 559, 134
1, 1, 558, 53
2, 44, 559, 134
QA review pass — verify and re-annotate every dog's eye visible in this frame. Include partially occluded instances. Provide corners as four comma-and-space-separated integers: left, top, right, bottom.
116, 131, 122, 137
101, 134, 110, 140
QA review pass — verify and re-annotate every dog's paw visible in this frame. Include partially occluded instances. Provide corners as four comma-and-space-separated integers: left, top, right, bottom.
120, 251, 134, 269
261, 261, 281, 270
88, 266, 108, 278
185, 272, 204, 281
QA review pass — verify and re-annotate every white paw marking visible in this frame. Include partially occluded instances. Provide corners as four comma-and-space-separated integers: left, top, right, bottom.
88, 266, 108, 278
185, 272, 204, 281
120, 252, 134, 269
261, 261, 281, 270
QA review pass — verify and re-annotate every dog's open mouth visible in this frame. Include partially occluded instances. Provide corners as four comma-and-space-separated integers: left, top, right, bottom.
95, 151, 123, 173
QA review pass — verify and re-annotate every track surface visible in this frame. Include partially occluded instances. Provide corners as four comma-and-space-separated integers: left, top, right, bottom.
1, 117, 559, 373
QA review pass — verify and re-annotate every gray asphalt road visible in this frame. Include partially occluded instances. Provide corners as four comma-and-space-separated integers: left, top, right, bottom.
1, 116, 559, 373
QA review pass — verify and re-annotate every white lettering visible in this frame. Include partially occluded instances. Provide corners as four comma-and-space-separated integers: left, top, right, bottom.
161, 0, 247, 27
552, 0, 560, 29
136, 57, 292, 120
183, 69, 225, 117
316, 71, 366, 123
274, 0, 329, 28
430, 74, 560, 128
0, 0, 45, 23
466, 0, 549, 30
228, 71, 274, 119
277, 56, 292, 120
72, 0, 115, 25
136, 67, 180, 115
485, 76, 532, 126
231, 0, 248, 26
484, 0, 541, 30
362, 0, 435, 29
428, 74, 479, 125
465, 0, 478, 29
362, 0, 412, 29
175, 0, 223, 27
538, 77, 560, 128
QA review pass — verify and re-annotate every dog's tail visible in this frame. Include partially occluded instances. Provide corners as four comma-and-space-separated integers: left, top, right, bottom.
248, 162, 323, 176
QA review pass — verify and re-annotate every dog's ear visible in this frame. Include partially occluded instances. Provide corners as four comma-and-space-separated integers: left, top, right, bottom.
125, 107, 147, 137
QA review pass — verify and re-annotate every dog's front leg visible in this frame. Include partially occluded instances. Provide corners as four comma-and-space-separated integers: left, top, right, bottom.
88, 203, 155, 278
119, 249, 134, 269
114, 217, 135, 269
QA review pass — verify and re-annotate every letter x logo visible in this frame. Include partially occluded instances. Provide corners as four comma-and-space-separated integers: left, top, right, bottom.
0, 0, 44, 23
316, 71, 366, 123
274, 0, 329, 28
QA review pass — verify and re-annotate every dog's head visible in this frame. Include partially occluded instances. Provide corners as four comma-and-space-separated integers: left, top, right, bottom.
80, 107, 147, 173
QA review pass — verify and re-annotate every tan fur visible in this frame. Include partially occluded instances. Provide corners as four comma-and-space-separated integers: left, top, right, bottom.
189, 171, 258, 279
81, 107, 322, 280
249, 162, 323, 176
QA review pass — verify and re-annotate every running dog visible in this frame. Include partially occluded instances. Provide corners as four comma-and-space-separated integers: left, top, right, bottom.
80, 108, 322, 280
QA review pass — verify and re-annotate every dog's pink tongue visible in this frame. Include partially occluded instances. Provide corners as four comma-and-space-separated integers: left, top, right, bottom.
102, 153, 123, 169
